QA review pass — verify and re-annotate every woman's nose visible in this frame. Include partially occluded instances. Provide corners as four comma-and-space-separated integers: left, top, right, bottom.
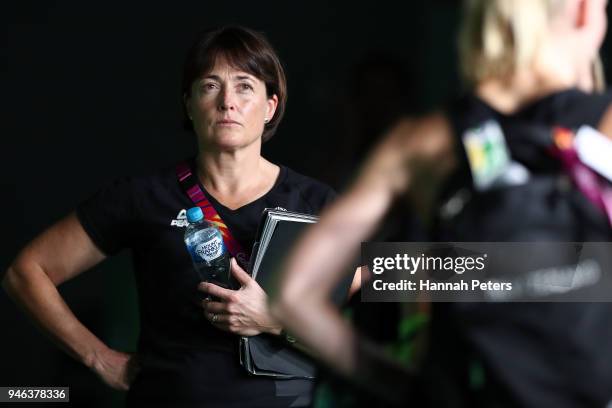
218, 88, 236, 111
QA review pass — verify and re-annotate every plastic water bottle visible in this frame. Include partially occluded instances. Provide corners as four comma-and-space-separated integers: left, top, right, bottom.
184, 207, 231, 288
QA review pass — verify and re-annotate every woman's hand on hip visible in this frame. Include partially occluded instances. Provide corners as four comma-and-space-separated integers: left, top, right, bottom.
91, 348, 140, 391
198, 258, 282, 336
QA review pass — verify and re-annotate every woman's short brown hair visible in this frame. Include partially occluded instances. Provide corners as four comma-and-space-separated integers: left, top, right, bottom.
182, 25, 287, 142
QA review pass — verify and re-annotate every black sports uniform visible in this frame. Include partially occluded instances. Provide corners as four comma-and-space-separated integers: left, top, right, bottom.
77, 161, 335, 407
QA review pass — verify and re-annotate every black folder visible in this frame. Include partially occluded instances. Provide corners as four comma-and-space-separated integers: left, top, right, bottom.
239, 209, 353, 379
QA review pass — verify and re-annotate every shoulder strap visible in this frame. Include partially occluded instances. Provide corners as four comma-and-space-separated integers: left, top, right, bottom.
176, 160, 250, 268
550, 127, 612, 227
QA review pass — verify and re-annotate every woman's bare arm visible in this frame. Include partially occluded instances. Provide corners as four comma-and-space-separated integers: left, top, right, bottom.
272, 113, 455, 398
2, 212, 135, 390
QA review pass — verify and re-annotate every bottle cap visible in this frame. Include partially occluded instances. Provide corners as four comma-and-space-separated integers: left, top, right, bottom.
186, 207, 204, 223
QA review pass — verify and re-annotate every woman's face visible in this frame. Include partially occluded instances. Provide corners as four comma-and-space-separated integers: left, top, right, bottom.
186, 58, 278, 151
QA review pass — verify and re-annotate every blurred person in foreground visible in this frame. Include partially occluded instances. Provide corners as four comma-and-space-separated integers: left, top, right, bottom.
274, 0, 612, 406
2, 26, 342, 407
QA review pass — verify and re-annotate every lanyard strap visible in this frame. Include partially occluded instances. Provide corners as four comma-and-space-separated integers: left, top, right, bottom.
176, 160, 250, 268
552, 127, 612, 227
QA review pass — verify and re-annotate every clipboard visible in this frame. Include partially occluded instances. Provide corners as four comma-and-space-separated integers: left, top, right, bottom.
240, 209, 352, 379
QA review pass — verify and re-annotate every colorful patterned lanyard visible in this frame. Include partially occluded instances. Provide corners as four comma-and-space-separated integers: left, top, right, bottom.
176, 160, 250, 268
552, 127, 612, 227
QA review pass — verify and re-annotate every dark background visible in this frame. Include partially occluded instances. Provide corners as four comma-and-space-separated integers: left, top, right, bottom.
2, 1, 611, 406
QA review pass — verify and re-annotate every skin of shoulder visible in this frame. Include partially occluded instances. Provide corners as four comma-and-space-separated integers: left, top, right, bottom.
598, 102, 612, 139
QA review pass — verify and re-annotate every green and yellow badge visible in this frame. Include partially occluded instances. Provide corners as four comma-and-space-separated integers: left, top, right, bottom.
463, 120, 513, 191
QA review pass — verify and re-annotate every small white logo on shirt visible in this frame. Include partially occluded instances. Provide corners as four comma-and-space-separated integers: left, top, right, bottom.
170, 209, 189, 227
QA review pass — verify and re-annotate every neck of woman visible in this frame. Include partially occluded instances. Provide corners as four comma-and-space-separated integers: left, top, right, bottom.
195, 142, 279, 209
476, 45, 585, 114
476, 72, 574, 115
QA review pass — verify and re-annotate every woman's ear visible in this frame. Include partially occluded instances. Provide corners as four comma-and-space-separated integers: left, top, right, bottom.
576, 0, 587, 28
266, 94, 279, 123
574, 0, 597, 28
183, 93, 193, 120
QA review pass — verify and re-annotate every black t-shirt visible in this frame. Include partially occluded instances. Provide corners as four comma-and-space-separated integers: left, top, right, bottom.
76, 161, 335, 407
422, 89, 612, 408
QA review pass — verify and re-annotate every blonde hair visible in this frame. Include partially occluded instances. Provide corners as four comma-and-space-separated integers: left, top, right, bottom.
459, 0, 566, 84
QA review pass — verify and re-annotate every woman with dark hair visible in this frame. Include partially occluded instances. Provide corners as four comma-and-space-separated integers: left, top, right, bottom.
2, 26, 336, 407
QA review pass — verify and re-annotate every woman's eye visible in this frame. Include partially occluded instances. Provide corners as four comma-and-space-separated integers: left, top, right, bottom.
238, 83, 253, 91
201, 83, 218, 92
